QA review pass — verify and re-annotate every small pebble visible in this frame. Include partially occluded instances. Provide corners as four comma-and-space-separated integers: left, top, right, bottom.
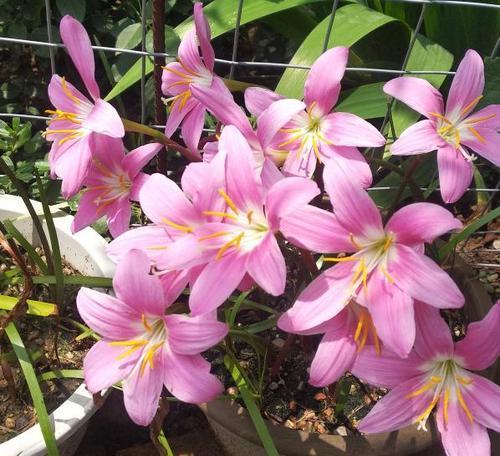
4, 416, 16, 429
272, 338, 285, 349
297, 381, 305, 391
336, 426, 348, 436
269, 382, 279, 391
314, 392, 326, 401
487, 273, 498, 282
492, 239, 500, 250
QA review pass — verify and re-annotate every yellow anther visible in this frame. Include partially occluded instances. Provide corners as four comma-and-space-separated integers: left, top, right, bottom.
246, 210, 254, 224
456, 376, 473, 386
456, 387, 474, 423
465, 113, 496, 124
162, 217, 193, 233
146, 245, 168, 251
443, 388, 450, 424
415, 396, 439, 424
380, 265, 395, 284
142, 314, 152, 332
198, 230, 229, 242
218, 188, 240, 214
460, 95, 483, 116
323, 255, 357, 263
163, 65, 192, 80
383, 236, 393, 252
216, 232, 244, 260
61, 77, 82, 104
468, 126, 487, 144
406, 381, 437, 398
349, 233, 362, 250
429, 112, 452, 124
311, 135, 322, 163
202, 210, 238, 221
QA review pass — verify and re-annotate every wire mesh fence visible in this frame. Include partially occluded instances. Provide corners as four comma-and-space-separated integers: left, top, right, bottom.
0, 0, 499, 205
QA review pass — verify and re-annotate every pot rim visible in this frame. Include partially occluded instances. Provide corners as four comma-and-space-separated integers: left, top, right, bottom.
0, 195, 115, 456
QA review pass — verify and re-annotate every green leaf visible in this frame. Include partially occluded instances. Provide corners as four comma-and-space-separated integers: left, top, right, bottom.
224, 354, 279, 456
55, 0, 86, 22
0, 294, 57, 317
105, 0, 326, 101
32, 274, 113, 288
438, 207, 500, 260
336, 82, 387, 119
4, 322, 59, 455
276, 3, 399, 98
481, 57, 500, 107
116, 23, 143, 50
38, 369, 83, 382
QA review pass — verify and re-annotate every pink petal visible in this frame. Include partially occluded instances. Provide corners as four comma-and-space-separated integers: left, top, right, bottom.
83, 340, 138, 393
71, 190, 100, 233
383, 77, 444, 118
54, 134, 92, 199
280, 205, 353, 253
139, 172, 199, 226
189, 253, 247, 315
154, 234, 209, 271
160, 270, 191, 305
386, 202, 462, 245
180, 101, 205, 154
83, 99, 124, 138
322, 112, 385, 147
191, 81, 255, 139
352, 346, 423, 389
309, 316, 357, 386
365, 270, 415, 358
446, 49, 484, 118
322, 145, 373, 189
357, 375, 431, 434
76, 287, 139, 340
123, 359, 164, 426
389, 244, 464, 309
391, 119, 443, 156
437, 145, 474, 203
165, 314, 228, 355
257, 99, 306, 150
88, 135, 124, 171
413, 301, 454, 360
462, 373, 500, 433
246, 234, 286, 296
278, 309, 349, 336
162, 350, 223, 403
461, 127, 500, 166
281, 146, 317, 178
193, 2, 214, 70
323, 167, 383, 240
106, 225, 173, 266
112, 249, 166, 315
265, 176, 319, 229
48, 74, 92, 112
238, 273, 254, 292
260, 158, 284, 191
281, 262, 355, 332
436, 399, 490, 456
106, 198, 132, 238
60, 15, 100, 100
177, 29, 204, 73
129, 172, 150, 201
221, 125, 264, 209
304, 47, 349, 116
122, 142, 162, 178
466, 104, 500, 129
244, 87, 283, 117
165, 96, 197, 138
454, 301, 500, 371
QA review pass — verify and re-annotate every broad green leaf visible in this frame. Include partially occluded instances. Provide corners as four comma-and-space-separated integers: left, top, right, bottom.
38, 369, 84, 382
0, 294, 57, 317
116, 23, 143, 50
105, 0, 326, 101
56, 0, 86, 22
5, 322, 59, 455
336, 82, 386, 119
276, 3, 399, 97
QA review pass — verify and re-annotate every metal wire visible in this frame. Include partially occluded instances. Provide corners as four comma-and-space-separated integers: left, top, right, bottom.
43, 0, 55, 74
228, 0, 244, 80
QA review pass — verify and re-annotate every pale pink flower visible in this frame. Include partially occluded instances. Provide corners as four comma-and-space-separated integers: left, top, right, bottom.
162, 2, 231, 156
353, 302, 500, 456
44, 15, 124, 198
278, 168, 464, 357
384, 49, 500, 203
77, 249, 227, 426
246, 47, 385, 183
71, 136, 161, 238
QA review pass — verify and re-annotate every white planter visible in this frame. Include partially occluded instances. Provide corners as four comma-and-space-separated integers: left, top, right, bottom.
0, 195, 115, 456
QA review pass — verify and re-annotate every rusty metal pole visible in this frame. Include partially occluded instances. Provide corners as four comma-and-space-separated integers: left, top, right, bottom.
153, 0, 167, 174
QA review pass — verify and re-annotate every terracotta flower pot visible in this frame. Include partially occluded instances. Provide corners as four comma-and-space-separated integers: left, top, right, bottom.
0, 195, 115, 456
201, 259, 499, 456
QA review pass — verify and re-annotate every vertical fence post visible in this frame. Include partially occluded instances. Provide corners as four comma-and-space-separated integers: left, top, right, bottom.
153, 0, 167, 174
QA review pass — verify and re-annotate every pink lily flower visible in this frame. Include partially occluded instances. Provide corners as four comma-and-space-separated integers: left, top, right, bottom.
186, 125, 319, 315
71, 136, 161, 238
162, 2, 231, 156
77, 249, 227, 426
384, 49, 500, 203
280, 301, 382, 387
352, 302, 500, 456
247, 47, 385, 183
44, 15, 124, 198
278, 168, 464, 357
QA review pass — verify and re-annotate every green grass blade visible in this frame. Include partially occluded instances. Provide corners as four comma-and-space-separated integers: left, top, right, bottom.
3, 219, 49, 274
0, 294, 57, 316
438, 207, 500, 260
228, 291, 251, 327
32, 275, 113, 288
4, 322, 59, 455
157, 430, 174, 456
224, 354, 279, 456
38, 369, 84, 382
